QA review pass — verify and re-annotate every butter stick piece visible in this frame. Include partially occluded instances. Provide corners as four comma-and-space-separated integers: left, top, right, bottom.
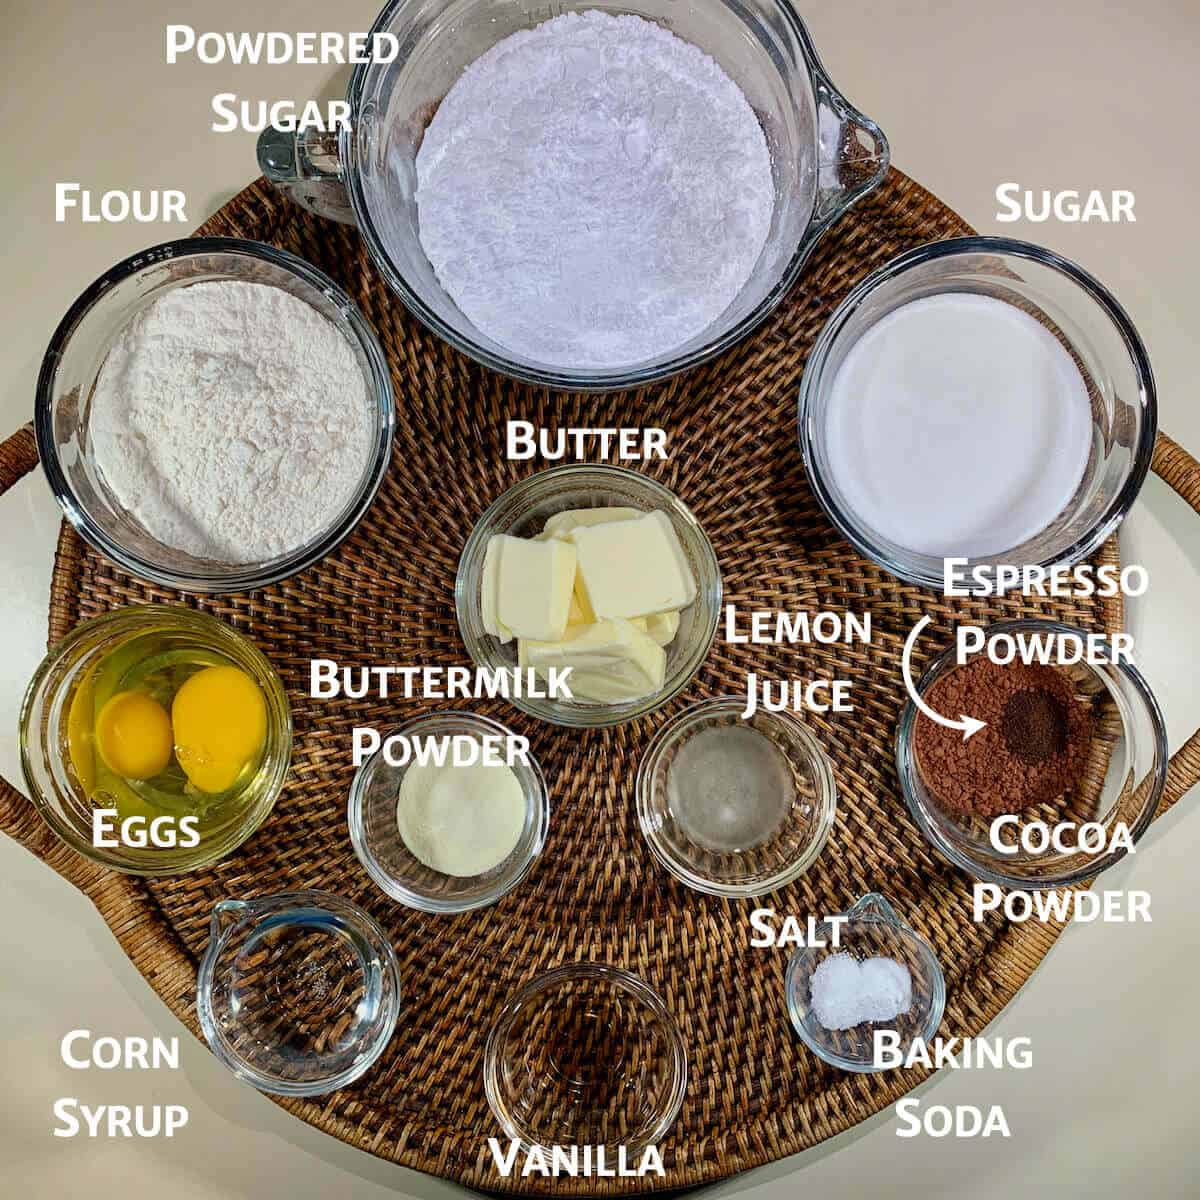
642, 610, 680, 646
481, 536, 514, 643
485, 534, 577, 642
518, 618, 666, 703
571, 510, 697, 620
542, 506, 642, 540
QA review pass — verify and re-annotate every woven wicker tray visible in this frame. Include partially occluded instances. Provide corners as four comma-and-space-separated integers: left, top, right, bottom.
3, 168, 1199, 1194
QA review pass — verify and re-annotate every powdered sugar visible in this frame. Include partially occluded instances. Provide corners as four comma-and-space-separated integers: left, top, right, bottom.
415, 11, 775, 368
89, 280, 372, 564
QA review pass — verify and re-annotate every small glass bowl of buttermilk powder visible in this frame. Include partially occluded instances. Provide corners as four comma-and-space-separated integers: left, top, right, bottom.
348, 711, 550, 914
798, 237, 1156, 590
36, 238, 395, 593
636, 696, 837, 897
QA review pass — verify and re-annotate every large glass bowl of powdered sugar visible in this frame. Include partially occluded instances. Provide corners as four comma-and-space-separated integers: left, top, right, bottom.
259, 0, 888, 389
35, 238, 395, 593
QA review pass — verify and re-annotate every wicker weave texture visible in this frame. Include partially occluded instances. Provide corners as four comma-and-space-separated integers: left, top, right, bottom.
1, 168, 1198, 1195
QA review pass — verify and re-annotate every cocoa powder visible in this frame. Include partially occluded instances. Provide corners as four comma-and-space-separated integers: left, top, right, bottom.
913, 658, 1092, 818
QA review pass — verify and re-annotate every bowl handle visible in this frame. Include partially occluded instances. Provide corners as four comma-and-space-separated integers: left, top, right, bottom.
805, 69, 890, 240
257, 127, 356, 226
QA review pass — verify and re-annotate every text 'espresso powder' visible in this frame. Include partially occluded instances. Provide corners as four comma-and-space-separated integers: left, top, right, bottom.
414, 12, 775, 369
913, 659, 1092, 818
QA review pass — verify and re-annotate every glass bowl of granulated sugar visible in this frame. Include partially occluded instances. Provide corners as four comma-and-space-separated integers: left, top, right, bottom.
36, 238, 395, 593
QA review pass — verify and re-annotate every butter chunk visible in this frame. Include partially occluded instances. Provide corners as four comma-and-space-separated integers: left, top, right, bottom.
570, 510, 697, 620
482, 534, 576, 643
568, 586, 594, 627
481, 536, 514, 643
543, 506, 642, 540
519, 618, 666, 703
642, 610, 681, 646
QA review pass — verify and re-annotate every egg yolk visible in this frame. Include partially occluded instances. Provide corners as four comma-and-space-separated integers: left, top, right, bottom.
172, 665, 268, 794
94, 691, 174, 781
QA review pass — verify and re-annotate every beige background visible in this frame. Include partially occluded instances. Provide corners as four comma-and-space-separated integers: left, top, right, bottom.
3, 0, 1199, 1195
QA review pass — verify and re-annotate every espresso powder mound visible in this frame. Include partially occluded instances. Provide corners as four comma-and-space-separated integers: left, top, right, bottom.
913, 658, 1092, 818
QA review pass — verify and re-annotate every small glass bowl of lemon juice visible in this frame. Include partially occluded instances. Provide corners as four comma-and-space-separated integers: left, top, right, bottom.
20, 605, 291, 875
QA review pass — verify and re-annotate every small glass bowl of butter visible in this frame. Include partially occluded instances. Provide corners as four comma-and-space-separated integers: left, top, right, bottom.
456, 466, 722, 727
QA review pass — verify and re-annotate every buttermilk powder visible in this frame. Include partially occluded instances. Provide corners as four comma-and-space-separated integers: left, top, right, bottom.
414, 11, 775, 368
90, 280, 372, 563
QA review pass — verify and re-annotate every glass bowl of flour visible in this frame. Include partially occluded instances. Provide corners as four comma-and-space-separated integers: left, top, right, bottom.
259, 0, 888, 389
798, 237, 1157, 590
36, 238, 395, 592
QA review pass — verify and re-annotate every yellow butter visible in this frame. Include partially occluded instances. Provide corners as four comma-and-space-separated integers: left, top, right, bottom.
570, 510, 697, 620
542, 506, 642, 540
518, 618, 666, 703
642, 610, 681, 646
483, 533, 577, 643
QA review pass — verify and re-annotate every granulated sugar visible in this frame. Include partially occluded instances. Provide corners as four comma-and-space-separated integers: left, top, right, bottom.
90, 281, 372, 563
415, 11, 775, 369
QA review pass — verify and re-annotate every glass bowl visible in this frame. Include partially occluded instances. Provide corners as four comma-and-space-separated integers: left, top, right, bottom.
197, 890, 401, 1096
798, 237, 1156, 590
35, 237, 395, 593
896, 618, 1167, 889
786, 893, 945, 1074
636, 697, 836, 897
348, 711, 550, 914
455, 466, 722, 727
483, 963, 687, 1154
288, 0, 890, 390
19, 604, 292, 876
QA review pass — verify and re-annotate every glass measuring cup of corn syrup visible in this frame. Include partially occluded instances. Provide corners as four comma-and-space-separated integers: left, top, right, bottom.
20, 605, 291, 875
197, 891, 401, 1096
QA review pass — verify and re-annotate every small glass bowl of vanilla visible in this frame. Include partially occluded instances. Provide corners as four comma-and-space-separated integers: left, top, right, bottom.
19, 604, 291, 875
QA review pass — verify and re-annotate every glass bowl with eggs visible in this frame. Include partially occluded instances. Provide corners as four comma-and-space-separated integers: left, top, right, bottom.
455, 466, 722, 728
19, 605, 292, 875
35, 237, 395, 593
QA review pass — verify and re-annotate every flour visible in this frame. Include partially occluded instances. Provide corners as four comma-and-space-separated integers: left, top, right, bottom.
90, 280, 372, 564
414, 11, 775, 369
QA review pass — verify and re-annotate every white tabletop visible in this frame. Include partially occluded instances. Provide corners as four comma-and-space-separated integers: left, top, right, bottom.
3, 1, 1198, 1196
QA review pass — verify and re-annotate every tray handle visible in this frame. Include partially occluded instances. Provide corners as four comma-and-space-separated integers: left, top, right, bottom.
0, 424, 1196, 889
1148, 433, 1200, 816
0, 423, 106, 896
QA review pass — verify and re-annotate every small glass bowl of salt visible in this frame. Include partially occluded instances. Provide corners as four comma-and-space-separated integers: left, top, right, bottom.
786, 892, 945, 1073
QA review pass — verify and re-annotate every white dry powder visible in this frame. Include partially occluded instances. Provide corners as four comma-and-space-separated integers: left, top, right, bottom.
414, 11, 775, 368
90, 280, 372, 564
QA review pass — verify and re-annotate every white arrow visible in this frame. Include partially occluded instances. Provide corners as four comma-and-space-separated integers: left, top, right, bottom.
902, 616, 987, 741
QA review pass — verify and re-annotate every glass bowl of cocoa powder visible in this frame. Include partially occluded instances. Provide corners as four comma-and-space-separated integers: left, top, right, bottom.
896, 618, 1166, 889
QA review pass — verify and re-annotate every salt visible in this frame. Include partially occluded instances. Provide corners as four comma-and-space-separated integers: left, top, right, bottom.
809, 952, 913, 1030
